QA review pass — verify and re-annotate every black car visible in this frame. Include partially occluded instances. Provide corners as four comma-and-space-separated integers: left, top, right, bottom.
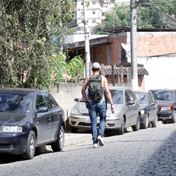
150, 89, 176, 123
134, 91, 158, 129
0, 88, 65, 159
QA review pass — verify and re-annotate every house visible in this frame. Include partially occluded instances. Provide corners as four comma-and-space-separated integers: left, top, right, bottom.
72, 0, 130, 34
64, 27, 176, 90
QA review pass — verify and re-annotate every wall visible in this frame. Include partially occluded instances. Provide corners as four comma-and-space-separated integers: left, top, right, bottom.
138, 56, 176, 91
50, 83, 83, 121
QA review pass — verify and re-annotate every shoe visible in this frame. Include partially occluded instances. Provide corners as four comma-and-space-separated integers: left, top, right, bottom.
98, 136, 104, 146
93, 143, 98, 148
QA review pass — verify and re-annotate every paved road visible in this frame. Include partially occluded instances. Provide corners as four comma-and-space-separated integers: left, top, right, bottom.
1, 123, 176, 176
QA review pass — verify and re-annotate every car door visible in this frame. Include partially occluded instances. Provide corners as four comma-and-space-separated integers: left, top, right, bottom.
125, 90, 135, 126
149, 92, 158, 121
35, 93, 52, 144
42, 92, 61, 141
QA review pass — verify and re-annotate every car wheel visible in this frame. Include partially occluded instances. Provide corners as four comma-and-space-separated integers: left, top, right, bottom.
71, 127, 78, 133
22, 130, 36, 160
117, 119, 124, 135
132, 114, 140, 131
151, 115, 158, 127
171, 110, 176, 123
141, 115, 149, 129
51, 125, 65, 152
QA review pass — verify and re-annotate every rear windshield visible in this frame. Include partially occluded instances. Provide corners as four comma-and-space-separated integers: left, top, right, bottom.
151, 91, 175, 101
0, 93, 32, 113
135, 92, 148, 104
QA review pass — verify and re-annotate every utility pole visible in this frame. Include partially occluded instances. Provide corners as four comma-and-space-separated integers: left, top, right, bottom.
83, 0, 91, 78
130, 0, 138, 90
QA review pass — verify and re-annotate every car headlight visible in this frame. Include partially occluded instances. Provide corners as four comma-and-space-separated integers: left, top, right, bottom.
106, 111, 119, 117
1, 126, 23, 133
161, 107, 171, 111
71, 108, 81, 115
140, 110, 145, 115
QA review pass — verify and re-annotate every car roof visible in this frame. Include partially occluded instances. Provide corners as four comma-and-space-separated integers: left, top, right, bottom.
134, 90, 148, 94
0, 88, 45, 94
108, 86, 130, 91
150, 89, 175, 92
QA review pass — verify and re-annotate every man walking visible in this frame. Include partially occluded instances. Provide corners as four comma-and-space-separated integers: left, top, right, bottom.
82, 62, 114, 148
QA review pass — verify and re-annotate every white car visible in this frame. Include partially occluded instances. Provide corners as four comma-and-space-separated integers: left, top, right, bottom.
69, 87, 141, 135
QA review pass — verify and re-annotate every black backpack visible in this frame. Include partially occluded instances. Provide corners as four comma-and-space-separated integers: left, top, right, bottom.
88, 75, 104, 102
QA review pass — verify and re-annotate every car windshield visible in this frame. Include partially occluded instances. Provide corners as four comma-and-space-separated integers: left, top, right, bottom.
0, 93, 32, 113
151, 91, 175, 101
135, 93, 148, 104
107, 90, 123, 104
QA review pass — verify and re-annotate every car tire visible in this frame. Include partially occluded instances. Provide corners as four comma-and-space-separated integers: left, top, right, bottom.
141, 115, 149, 129
171, 110, 176, 123
51, 125, 65, 152
132, 114, 140, 131
22, 130, 36, 160
117, 119, 124, 135
71, 127, 78, 133
151, 115, 158, 127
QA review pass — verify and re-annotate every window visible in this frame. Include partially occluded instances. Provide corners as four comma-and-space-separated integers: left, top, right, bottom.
36, 94, 46, 110
42, 93, 57, 109
92, 1, 96, 5
92, 19, 96, 23
0, 93, 32, 113
108, 90, 123, 104
135, 92, 149, 104
149, 93, 154, 104
125, 90, 135, 102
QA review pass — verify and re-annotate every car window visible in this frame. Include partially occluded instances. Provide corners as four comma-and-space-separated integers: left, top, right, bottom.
126, 90, 135, 102
36, 94, 46, 110
0, 93, 32, 113
107, 90, 123, 104
135, 92, 148, 104
151, 90, 175, 101
42, 92, 57, 109
149, 93, 155, 104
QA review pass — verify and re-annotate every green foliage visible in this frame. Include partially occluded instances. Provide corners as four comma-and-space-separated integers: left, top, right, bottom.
93, 0, 176, 34
0, 0, 77, 90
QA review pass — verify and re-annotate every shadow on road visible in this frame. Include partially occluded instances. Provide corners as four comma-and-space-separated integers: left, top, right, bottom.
137, 127, 176, 175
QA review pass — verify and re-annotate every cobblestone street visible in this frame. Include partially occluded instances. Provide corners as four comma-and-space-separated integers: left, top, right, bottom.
1, 123, 176, 176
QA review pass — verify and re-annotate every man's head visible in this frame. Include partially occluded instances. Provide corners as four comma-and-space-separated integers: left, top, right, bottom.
92, 62, 101, 72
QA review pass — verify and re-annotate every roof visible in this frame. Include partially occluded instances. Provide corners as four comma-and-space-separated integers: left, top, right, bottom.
149, 89, 175, 92
134, 90, 148, 94
103, 65, 149, 76
103, 26, 176, 34
0, 88, 41, 94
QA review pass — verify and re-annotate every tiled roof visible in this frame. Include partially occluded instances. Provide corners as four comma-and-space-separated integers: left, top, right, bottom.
102, 65, 149, 76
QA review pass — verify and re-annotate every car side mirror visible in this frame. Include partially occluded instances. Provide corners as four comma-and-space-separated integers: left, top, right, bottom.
74, 98, 80, 102
150, 102, 155, 106
127, 101, 135, 105
37, 107, 48, 113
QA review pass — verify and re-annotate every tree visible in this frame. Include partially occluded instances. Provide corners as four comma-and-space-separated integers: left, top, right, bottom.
0, 0, 80, 90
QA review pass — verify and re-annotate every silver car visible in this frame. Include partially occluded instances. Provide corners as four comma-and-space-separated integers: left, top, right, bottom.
69, 87, 141, 135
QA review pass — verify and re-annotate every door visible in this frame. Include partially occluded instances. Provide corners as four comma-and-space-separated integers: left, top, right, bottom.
42, 92, 61, 141
35, 93, 52, 144
149, 93, 158, 121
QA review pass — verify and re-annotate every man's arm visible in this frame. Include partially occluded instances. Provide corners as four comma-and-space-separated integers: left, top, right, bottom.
81, 77, 89, 107
103, 77, 115, 113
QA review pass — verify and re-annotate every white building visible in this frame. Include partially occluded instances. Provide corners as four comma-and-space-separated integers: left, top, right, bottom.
73, 0, 130, 34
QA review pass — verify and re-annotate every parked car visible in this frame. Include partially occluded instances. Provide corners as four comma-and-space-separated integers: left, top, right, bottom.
69, 87, 141, 135
150, 89, 176, 124
0, 88, 65, 159
134, 90, 158, 129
